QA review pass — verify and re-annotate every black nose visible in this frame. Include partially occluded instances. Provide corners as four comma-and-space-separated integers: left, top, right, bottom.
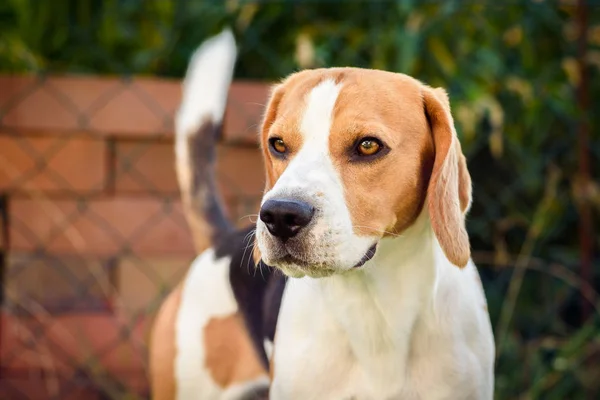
259, 199, 315, 241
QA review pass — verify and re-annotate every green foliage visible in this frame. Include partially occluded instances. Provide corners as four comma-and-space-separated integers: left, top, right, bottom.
1, 0, 599, 398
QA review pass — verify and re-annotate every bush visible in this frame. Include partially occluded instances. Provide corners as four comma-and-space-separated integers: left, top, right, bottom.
1, 0, 598, 398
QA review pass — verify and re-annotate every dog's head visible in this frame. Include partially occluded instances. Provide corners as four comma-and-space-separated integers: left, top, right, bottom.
254, 68, 472, 278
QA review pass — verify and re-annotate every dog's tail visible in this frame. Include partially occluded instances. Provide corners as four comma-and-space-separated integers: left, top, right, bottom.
175, 29, 237, 253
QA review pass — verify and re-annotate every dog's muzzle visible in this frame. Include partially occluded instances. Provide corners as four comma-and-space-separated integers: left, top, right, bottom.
258, 197, 379, 277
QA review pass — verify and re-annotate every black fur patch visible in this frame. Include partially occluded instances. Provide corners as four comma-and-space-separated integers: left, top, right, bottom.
189, 120, 232, 243
213, 225, 286, 369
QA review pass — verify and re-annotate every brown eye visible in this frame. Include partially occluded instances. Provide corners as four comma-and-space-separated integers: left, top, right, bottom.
269, 137, 287, 154
357, 139, 381, 156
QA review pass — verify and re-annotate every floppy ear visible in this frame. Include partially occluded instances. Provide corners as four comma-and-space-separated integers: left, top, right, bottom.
423, 87, 472, 268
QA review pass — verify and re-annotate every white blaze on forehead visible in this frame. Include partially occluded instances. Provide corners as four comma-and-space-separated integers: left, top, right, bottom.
301, 78, 341, 146
262, 79, 342, 200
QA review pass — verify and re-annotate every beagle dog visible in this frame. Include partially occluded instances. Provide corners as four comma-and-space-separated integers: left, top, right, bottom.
149, 29, 495, 400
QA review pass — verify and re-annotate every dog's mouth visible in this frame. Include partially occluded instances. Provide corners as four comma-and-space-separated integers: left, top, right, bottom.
352, 243, 378, 269
266, 242, 378, 277
279, 243, 378, 270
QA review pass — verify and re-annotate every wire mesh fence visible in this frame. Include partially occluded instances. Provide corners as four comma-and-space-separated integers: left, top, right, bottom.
0, 74, 265, 399
0, 1, 599, 399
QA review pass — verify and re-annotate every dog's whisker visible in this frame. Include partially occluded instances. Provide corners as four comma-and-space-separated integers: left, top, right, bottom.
243, 228, 256, 243
351, 224, 403, 238
257, 251, 267, 280
241, 230, 256, 275
239, 213, 259, 223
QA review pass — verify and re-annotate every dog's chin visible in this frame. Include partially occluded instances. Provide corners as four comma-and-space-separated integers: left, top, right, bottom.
264, 254, 338, 278
262, 242, 379, 279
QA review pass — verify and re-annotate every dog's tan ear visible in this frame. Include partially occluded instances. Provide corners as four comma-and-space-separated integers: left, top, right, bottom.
423, 86, 472, 268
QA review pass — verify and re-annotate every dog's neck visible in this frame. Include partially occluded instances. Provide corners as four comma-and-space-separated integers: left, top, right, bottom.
316, 210, 443, 385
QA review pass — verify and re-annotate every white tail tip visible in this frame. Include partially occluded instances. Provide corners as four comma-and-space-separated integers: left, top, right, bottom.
176, 28, 238, 138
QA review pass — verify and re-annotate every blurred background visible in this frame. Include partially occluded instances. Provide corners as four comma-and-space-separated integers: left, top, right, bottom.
0, 0, 598, 399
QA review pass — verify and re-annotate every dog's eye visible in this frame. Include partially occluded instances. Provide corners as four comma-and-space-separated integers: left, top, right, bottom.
356, 138, 382, 156
269, 137, 287, 154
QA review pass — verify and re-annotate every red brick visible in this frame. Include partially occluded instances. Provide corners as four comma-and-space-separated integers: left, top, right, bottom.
88, 86, 168, 137
113, 140, 264, 220
0, 76, 172, 137
216, 145, 265, 196
223, 81, 271, 144
1, 74, 271, 142
116, 255, 191, 314
0, 195, 5, 251
114, 139, 179, 194
1, 83, 79, 131
47, 75, 125, 115
0, 75, 38, 112
0, 375, 103, 400
0, 312, 149, 395
114, 140, 264, 195
0, 133, 106, 193
133, 77, 181, 117
10, 196, 194, 256
215, 145, 264, 224
5, 253, 114, 312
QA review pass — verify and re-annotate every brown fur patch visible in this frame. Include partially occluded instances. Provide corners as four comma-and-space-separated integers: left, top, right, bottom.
149, 284, 183, 400
204, 313, 267, 388
328, 70, 435, 237
260, 72, 333, 192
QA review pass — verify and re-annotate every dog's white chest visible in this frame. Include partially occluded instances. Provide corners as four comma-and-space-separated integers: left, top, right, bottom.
270, 273, 420, 400
269, 252, 495, 400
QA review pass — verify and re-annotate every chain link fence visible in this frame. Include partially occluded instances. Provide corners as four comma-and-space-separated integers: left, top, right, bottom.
0, 1, 599, 399
0, 74, 265, 399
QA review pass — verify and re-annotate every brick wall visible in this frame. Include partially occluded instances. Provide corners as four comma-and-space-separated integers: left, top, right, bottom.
0, 75, 270, 399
